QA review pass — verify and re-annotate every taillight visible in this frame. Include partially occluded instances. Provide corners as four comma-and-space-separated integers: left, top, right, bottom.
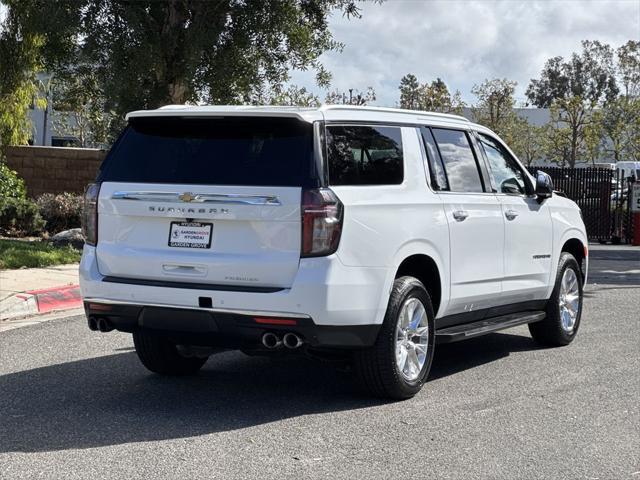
82, 183, 100, 246
301, 188, 343, 257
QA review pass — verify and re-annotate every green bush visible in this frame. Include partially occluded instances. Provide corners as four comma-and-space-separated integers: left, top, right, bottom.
36, 193, 83, 234
0, 197, 46, 236
0, 162, 27, 200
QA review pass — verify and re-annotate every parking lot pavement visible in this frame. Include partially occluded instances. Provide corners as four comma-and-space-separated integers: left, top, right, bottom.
587, 244, 640, 287
0, 250, 638, 479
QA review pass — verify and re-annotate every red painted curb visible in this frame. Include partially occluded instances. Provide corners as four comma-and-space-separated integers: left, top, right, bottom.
24, 284, 82, 314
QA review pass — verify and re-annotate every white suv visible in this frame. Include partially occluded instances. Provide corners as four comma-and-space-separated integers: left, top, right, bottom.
80, 105, 588, 399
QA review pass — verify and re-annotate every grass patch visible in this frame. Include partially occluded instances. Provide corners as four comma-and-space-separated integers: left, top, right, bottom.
0, 239, 81, 269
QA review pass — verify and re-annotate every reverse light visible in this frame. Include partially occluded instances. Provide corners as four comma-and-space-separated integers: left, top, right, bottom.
82, 183, 100, 246
301, 188, 343, 257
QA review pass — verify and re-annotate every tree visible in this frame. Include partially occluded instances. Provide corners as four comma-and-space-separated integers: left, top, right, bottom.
615, 40, 640, 98
601, 41, 640, 162
2, 0, 377, 122
422, 78, 464, 114
505, 115, 544, 167
527, 40, 618, 108
398, 74, 464, 113
471, 78, 517, 136
0, 7, 46, 151
51, 70, 118, 148
542, 103, 574, 167
264, 85, 320, 107
601, 97, 630, 162
526, 40, 618, 167
325, 87, 376, 105
583, 109, 604, 165
399, 74, 421, 110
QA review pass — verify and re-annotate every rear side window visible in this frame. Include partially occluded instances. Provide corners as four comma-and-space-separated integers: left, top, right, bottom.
326, 125, 403, 185
98, 117, 318, 187
432, 128, 484, 193
420, 127, 448, 190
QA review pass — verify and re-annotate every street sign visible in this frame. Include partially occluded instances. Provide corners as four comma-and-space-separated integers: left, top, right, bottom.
633, 184, 640, 213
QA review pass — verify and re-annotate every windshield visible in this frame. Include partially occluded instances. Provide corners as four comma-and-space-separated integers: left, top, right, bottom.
98, 116, 318, 187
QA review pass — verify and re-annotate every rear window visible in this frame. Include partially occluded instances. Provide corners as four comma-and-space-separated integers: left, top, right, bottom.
326, 125, 403, 185
98, 116, 318, 187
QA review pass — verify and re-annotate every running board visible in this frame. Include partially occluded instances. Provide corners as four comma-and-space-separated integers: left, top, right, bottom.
436, 311, 546, 344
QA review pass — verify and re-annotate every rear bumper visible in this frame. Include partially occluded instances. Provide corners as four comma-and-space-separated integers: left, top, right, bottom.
80, 245, 390, 347
84, 300, 379, 348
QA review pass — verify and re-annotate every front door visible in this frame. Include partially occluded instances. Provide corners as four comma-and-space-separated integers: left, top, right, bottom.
475, 133, 553, 303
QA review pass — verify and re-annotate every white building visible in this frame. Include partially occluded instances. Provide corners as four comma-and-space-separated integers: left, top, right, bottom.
27, 73, 79, 147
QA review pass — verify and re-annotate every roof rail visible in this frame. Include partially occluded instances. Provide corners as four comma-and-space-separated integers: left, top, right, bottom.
318, 104, 470, 122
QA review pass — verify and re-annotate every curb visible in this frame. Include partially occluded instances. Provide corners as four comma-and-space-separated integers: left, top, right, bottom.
0, 284, 82, 321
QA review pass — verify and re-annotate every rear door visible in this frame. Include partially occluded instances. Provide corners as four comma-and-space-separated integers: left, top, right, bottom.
95, 116, 318, 289
426, 127, 504, 316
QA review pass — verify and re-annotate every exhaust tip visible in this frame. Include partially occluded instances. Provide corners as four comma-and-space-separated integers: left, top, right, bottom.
88, 316, 98, 331
96, 317, 114, 333
283, 332, 303, 349
261, 332, 281, 349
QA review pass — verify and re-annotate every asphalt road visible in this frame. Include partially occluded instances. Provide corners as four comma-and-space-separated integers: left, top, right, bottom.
1, 247, 639, 479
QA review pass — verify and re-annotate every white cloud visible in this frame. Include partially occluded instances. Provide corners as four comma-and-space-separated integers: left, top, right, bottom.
290, 0, 640, 106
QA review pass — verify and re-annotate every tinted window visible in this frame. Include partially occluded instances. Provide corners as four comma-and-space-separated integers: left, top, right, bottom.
327, 126, 403, 185
420, 127, 448, 190
478, 134, 526, 195
98, 117, 317, 187
432, 128, 484, 193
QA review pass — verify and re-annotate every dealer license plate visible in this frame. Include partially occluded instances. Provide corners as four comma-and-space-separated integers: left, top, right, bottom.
168, 222, 213, 249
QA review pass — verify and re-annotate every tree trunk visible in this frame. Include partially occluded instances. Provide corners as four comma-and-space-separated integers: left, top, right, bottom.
570, 132, 578, 168
152, 0, 190, 106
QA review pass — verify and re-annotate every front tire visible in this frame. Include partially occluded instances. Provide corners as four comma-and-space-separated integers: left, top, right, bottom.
354, 276, 435, 400
133, 330, 208, 375
529, 252, 583, 346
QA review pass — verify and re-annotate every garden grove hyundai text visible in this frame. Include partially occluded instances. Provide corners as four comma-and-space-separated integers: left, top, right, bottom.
80, 105, 588, 399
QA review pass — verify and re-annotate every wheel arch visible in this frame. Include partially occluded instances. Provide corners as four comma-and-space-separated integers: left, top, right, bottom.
383, 239, 448, 319
560, 237, 587, 284
394, 254, 443, 317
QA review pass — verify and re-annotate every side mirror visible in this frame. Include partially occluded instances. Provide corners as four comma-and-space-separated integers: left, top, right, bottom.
535, 170, 553, 202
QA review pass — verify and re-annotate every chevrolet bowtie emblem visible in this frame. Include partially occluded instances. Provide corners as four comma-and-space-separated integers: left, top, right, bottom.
179, 192, 196, 202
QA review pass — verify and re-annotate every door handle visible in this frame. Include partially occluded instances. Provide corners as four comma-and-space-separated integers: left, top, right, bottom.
452, 210, 469, 222
505, 209, 519, 220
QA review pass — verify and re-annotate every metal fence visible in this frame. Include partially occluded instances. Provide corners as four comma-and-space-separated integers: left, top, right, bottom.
527, 167, 635, 244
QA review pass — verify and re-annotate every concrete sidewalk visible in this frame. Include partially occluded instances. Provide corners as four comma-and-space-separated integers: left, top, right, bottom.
0, 264, 81, 321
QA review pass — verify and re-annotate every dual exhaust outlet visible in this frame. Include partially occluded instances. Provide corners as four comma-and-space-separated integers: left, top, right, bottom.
89, 315, 303, 350
88, 316, 114, 333
261, 332, 303, 350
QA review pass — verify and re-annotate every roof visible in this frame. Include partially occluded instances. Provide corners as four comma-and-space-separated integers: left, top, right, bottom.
125, 104, 476, 129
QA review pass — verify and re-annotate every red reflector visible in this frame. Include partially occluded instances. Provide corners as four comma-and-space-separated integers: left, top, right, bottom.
89, 303, 113, 311
254, 317, 298, 326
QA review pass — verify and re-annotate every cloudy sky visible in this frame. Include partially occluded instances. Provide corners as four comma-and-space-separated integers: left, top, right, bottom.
290, 0, 640, 106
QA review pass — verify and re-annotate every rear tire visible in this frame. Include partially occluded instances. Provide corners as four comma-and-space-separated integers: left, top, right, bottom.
133, 330, 208, 375
529, 252, 583, 346
354, 276, 435, 400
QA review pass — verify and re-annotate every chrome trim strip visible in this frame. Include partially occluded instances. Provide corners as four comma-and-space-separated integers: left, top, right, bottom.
83, 297, 311, 319
111, 191, 281, 205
